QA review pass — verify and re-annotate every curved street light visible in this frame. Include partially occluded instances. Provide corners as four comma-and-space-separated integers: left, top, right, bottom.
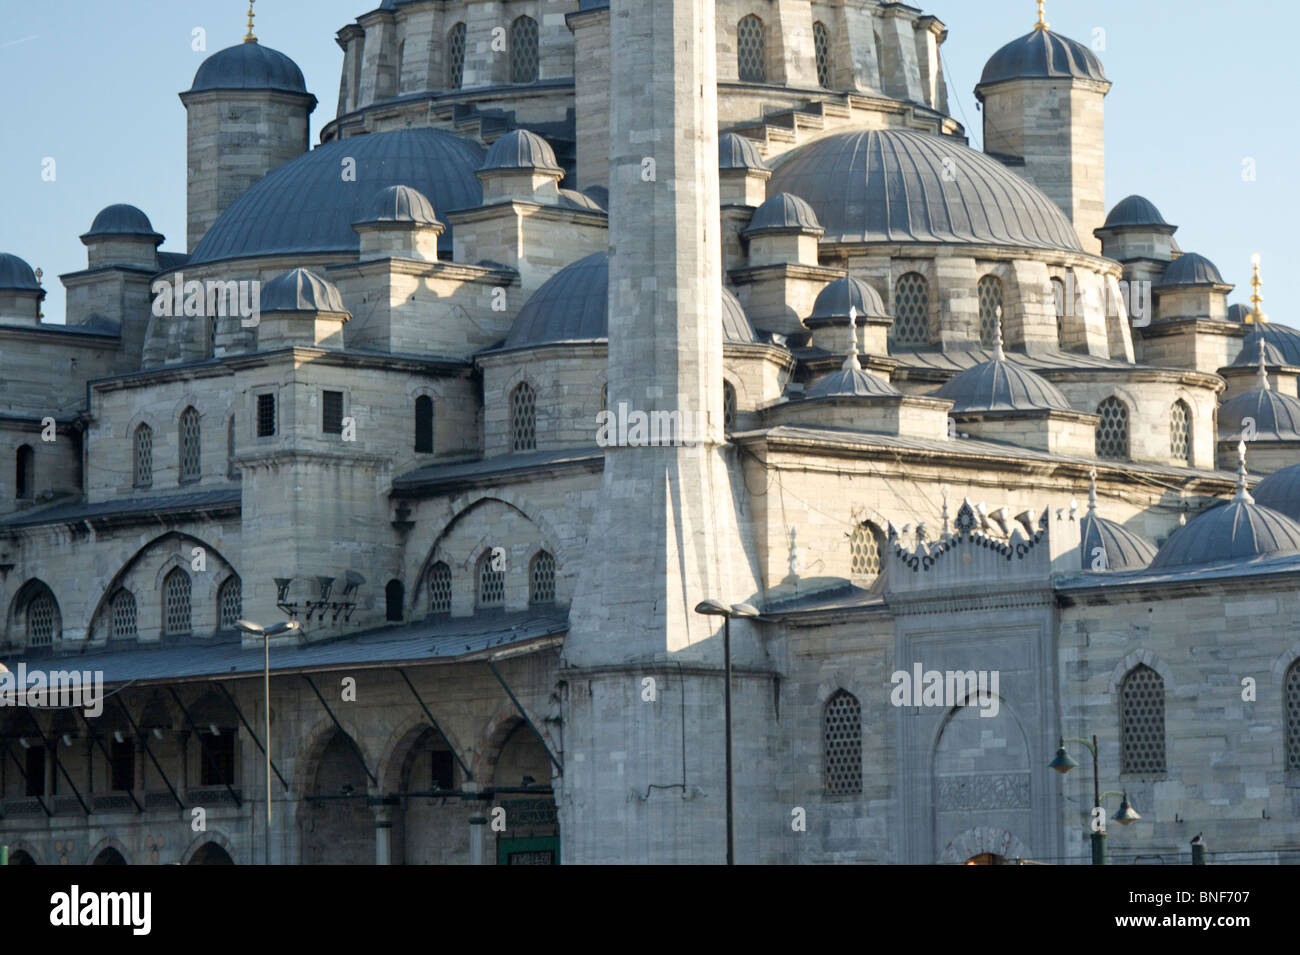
1051, 735, 1140, 865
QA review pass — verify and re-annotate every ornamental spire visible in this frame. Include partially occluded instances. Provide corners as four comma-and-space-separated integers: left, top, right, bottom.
1087, 467, 1098, 516
244, 0, 257, 43
1235, 439, 1254, 503
1034, 0, 1049, 31
1248, 253, 1268, 323
843, 305, 862, 371
1258, 335, 1270, 392
993, 305, 1006, 362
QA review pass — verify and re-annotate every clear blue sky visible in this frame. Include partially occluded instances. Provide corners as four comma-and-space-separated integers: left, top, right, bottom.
1, 0, 1294, 326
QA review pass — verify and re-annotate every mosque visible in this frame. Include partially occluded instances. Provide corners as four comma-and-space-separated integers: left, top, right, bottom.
1, 0, 1297, 865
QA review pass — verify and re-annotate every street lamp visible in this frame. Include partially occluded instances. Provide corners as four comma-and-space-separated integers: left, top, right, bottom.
236, 617, 300, 865
693, 599, 760, 866
1051, 734, 1140, 865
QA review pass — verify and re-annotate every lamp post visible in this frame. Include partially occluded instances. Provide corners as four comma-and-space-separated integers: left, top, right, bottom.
235, 618, 300, 865
1050, 734, 1140, 865
693, 599, 760, 866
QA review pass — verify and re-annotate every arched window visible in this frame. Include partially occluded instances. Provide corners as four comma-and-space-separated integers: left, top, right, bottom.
1170, 399, 1191, 464
1095, 397, 1130, 460
891, 272, 929, 346
217, 576, 241, 631
428, 561, 452, 615
823, 689, 862, 794
530, 550, 556, 605
977, 275, 1004, 349
414, 395, 434, 453
1286, 660, 1300, 773
226, 416, 237, 480
27, 592, 57, 648
179, 407, 201, 483
447, 22, 467, 89
510, 16, 539, 84
723, 381, 737, 432
15, 444, 33, 500
1051, 277, 1068, 349
850, 521, 884, 577
737, 15, 767, 83
1120, 664, 1166, 775
813, 21, 832, 88
163, 568, 192, 635
385, 579, 404, 622
510, 383, 537, 452
110, 589, 138, 640
477, 550, 505, 608
133, 424, 153, 488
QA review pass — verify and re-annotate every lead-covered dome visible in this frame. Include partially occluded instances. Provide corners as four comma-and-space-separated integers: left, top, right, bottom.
356, 184, 440, 226
806, 365, 900, 399
1253, 463, 1300, 521
810, 276, 889, 322
1156, 252, 1228, 288
1080, 513, 1157, 571
83, 204, 164, 241
1100, 195, 1172, 231
745, 193, 822, 235
482, 130, 563, 172
188, 40, 309, 95
188, 129, 483, 264
1217, 385, 1300, 441
978, 29, 1108, 88
767, 129, 1083, 252
719, 132, 768, 171
1232, 325, 1300, 366
1148, 496, 1300, 570
933, 355, 1072, 413
0, 253, 41, 291
260, 268, 347, 314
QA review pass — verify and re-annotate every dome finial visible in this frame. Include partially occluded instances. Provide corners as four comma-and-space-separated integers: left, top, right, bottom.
1258, 335, 1270, 392
1236, 439, 1254, 503
1087, 466, 1098, 515
1248, 253, 1268, 324
1035, 0, 1049, 30
843, 305, 862, 371
244, 0, 257, 43
993, 305, 1006, 362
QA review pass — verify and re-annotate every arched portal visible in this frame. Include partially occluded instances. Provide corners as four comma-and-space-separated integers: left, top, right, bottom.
92, 847, 127, 865
301, 729, 373, 865
493, 723, 558, 865
188, 842, 234, 865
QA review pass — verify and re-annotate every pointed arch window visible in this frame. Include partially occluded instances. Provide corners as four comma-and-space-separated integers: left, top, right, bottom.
15, 444, 33, 500
1120, 664, 1166, 775
510, 383, 537, 452
428, 561, 452, 615
813, 21, 832, 88
1170, 399, 1191, 464
163, 568, 192, 635
824, 689, 862, 794
529, 550, 556, 606
737, 15, 767, 83
977, 275, 1004, 349
850, 521, 885, 578
414, 395, 434, 453
110, 589, 138, 640
27, 592, 57, 648
477, 550, 505, 608
510, 16, 539, 84
723, 381, 737, 433
891, 272, 929, 346
217, 576, 241, 631
1096, 397, 1130, 460
179, 406, 201, 483
133, 424, 153, 488
447, 22, 467, 89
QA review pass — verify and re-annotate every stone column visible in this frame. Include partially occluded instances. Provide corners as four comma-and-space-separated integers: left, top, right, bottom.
372, 802, 393, 865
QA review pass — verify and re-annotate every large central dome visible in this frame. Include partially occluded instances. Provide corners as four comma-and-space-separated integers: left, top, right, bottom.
188, 128, 485, 265
766, 129, 1083, 252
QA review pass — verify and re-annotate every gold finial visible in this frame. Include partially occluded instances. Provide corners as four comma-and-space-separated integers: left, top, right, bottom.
244, 0, 257, 43
1034, 0, 1049, 30
33, 267, 42, 285
1247, 253, 1268, 323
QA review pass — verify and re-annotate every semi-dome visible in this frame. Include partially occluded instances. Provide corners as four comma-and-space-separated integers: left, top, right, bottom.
482, 130, 563, 172
0, 253, 41, 291
1100, 195, 1172, 230
932, 354, 1072, 413
745, 193, 822, 234
188, 128, 484, 264
1080, 513, 1157, 571
767, 129, 1083, 252
1253, 463, 1300, 521
260, 268, 347, 314
809, 276, 888, 322
1148, 496, 1300, 570
719, 132, 768, 171
83, 203, 163, 241
1217, 385, 1300, 441
1232, 325, 1300, 366
188, 41, 309, 96
355, 184, 440, 226
977, 28, 1108, 89
504, 252, 756, 349
1156, 252, 1227, 288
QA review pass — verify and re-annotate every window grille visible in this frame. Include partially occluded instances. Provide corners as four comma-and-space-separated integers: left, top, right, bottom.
824, 690, 862, 794
111, 589, 138, 640
256, 394, 275, 438
27, 594, 56, 647
1096, 397, 1130, 460
723, 382, 737, 432
218, 576, 241, 631
850, 522, 883, 577
511, 383, 537, 452
814, 21, 832, 88
530, 551, 556, 605
134, 425, 153, 487
447, 23, 467, 89
978, 275, 1004, 349
478, 551, 505, 607
1286, 661, 1300, 772
510, 16, 539, 84
179, 407, 201, 482
163, 568, 192, 635
737, 15, 766, 83
323, 391, 344, 435
1170, 400, 1191, 464
428, 562, 452, 614
1120, 664, 1166, 775
891, 273, 929, 346
415, 395, 434, 453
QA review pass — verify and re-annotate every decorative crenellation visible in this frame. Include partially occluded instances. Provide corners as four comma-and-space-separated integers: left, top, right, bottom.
889, 497, 1050, 573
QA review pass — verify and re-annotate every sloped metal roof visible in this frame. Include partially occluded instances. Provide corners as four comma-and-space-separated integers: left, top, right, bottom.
0, 488, 240, 529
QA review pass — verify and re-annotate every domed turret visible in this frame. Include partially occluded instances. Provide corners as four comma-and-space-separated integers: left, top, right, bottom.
477, 130, 566, 204
1094, 195, 1178, 264
718, 132, 771, 206
352, 185, 445, 261
0, 252, 44, 324
743, 193, 823, 269
80, 204, 163, 270
806, 276, 893, 358
257, 267, 350, 350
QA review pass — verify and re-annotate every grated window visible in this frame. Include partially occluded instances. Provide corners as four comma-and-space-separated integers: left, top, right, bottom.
891, 272, 929, 346
133, 424, 153, 488
447, 23, 466, 89
1120, 664, 1166, 775
179, 407, 201, 482
824, 689, 862, 794
978, 275, 1004, 349
814, 21, 832, 88
723, 381, 737, 432
1286, 660, 1300, 772
510, 16, 539, 84
163, 568, 192, 635
414, 395, 434, 453
323, 391, 344, 435
530, 551, 556, 605
737, 15, 766, 83
428, 561, 452, 615
27, 594, 56, 647
1096, 397, 1130, 460
256, 393, 275, 438
111, 589, 137, 640
218, 576, 241, 631
510, 383, 537, 452
478, 551, 505, 608
850, 521, 883, 577
1170, 400, 1191, 464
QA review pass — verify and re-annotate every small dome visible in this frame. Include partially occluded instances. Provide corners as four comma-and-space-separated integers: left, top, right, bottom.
1100, 195, 1171, 230
189, 41, 309, 96
260, 268, 347, 314
719, 133, 768, 171
1232, 325, 1300, 366
1217, 388, 1300, 441
933, 357, 1072, 413
482, 130, 562, 172
721, 288, 757, 344
559, 188, 605, 212
1227, 304, 1252, 323
978, 29, 1108, 88
0, 253, 41, 292
1156, 252, 1227, 288
1080, 514, 1158, 571
806, 366, 900, 399
745, 193, 822, 235
1148, 498, 1300, 570
810, 276, 888, 322
84, 203, 163, 241
1253, 463, 1300, 521
356, 185, 439, 226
